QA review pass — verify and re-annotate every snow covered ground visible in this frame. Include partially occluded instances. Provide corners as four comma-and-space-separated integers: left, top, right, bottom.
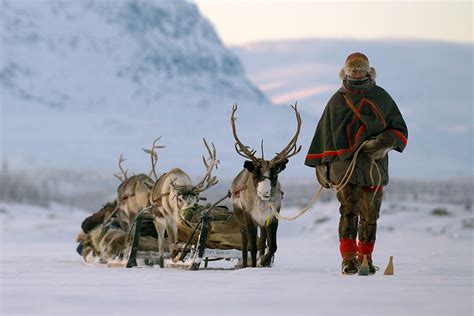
0, 196, 472, 316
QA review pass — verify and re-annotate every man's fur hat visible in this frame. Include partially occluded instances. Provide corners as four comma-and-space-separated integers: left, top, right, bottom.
339, 52, 377, 80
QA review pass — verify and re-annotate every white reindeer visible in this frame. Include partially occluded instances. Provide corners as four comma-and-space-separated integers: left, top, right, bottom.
230, 104, 302, 267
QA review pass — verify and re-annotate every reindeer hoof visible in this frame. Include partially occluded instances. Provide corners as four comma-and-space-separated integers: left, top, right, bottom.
143, 256, 154, 267
257, 255, 273, 267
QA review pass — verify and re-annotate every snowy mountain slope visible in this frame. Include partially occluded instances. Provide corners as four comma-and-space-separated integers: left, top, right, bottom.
234, 39, 474, 179
2, 0, 298, 178
0, 196, 472, 316
0, 0, 266, 110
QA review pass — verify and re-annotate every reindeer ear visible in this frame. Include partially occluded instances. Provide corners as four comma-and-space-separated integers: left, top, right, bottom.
278, 159, 289, 172
243, 160, 255, 172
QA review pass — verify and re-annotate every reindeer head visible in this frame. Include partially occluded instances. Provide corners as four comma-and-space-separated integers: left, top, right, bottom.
169, 180, 200, 209
170, 138, 219, 209
243, 159, 289, 201
231, 103, 301, 201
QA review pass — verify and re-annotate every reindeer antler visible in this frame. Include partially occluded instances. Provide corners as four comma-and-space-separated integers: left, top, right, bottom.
193, 138, 219, 193
142, 137, 165, 181
231, 104, 260, 164
270, 102, 302, 166
169, 178, 179, 191
114, 154, 128, 182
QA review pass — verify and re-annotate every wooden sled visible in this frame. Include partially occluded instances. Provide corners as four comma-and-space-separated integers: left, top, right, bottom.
123, 192, 245, 270
173, 205, 243, 270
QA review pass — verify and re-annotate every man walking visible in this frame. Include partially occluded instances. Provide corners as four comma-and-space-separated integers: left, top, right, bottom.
305, 52, 408, 274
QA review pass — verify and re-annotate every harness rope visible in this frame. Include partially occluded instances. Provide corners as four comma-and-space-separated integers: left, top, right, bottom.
270, 140, 382, 222
329, 140, 382, 196
269, 185, 324, 221
151, 191, 170, 206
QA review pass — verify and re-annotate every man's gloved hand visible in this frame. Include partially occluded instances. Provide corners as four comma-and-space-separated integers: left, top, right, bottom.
316, 164, 331, 188
362, 131, 395, 160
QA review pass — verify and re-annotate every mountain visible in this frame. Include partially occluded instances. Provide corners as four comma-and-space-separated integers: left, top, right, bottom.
0, 0, 266, 109
234, 39, 474, 179
1, 0, 298, 179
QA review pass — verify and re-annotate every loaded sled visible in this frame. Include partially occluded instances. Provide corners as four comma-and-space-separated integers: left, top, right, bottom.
124, 191, 246, 270
78, 192, 249, 270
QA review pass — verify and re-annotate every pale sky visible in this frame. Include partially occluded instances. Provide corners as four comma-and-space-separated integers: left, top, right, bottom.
194, 0, 473, 45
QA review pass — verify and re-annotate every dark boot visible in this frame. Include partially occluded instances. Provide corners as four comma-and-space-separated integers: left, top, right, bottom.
358, 254, 379, 275
342, 255, 359, 275
340, 239, 359, 275
358, 241, 378, 275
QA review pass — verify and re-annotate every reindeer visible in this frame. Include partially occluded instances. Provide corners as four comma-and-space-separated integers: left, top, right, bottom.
76, 139, 165, 264
230, 103, 302, 267
149, 138, 219, 268
114, 138, 164, 220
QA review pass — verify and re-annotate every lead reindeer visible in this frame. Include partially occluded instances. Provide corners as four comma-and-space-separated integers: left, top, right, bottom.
149, 138, 219, 268
230, 104, 302, 267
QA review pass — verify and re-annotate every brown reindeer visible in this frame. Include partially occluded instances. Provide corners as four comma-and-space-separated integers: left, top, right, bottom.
230, 104, 302, 267
76, 139, 164, 262
114, 137, 166, 218
114, 139, 163, 221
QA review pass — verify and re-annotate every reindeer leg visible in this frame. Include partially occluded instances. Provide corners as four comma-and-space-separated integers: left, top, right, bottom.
245, 215, 258, 268
165, 215, 179, 262
259, 220, 278, 267
234, 207, 248, 269
258, 226, 267, 259
240, 225, 248, 268
154, 214, 166, 268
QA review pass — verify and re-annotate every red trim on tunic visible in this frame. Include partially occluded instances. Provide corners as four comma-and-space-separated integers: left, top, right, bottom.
388, 128, 407, 145
306, 148, 352, 159
363, 98, 386, 128
345, 99, 366, 148
306, 97, 393, 161
354, 125, 365, 146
